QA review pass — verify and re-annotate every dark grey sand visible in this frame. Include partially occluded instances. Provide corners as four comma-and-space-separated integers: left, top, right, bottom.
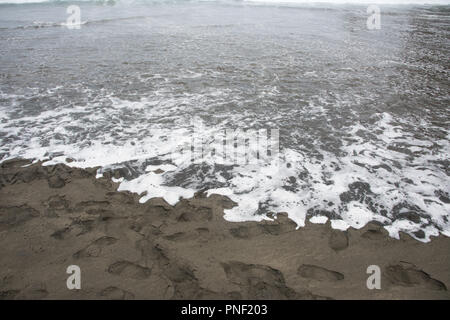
0, 158, 449, 300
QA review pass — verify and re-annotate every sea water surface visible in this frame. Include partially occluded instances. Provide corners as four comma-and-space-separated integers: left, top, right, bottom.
0, 0, 449, 241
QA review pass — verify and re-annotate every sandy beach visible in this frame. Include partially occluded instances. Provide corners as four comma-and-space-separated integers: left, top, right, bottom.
0, 158, 448, 300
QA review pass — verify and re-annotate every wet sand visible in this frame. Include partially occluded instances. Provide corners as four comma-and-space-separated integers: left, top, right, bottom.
0, 158, 449, 300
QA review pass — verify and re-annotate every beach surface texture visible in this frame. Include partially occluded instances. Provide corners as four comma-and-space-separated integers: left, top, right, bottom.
0, 158, 449, 299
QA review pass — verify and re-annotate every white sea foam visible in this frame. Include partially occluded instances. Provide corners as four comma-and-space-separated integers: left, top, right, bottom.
309, 215, 328, 224
1, 86, 449, 242
118, 171, 196, 205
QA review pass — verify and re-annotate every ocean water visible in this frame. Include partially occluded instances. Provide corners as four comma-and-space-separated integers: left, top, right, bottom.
0, 0, 449, 242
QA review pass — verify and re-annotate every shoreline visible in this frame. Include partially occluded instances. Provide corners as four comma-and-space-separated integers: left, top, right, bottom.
0, 158, 449, 299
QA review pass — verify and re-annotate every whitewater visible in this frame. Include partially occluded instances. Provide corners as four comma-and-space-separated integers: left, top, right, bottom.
0, 0, 449, 242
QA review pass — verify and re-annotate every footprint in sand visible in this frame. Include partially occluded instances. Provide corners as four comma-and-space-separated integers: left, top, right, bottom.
47, 175, 66, 189
297, 264, 344, 281
177, 206, 213, 222
229, 225, 261, 239
229, 215, 297, 239
163, 228, 210, 242
106, 191, 135, 204
44, 195, 69, 217
73, 236, 118, 259
385, 262, 447, 291
361, 222, 387, 241
329, 230, 349, 251
45, 195, 69, 210
222, 261, 324, 299
51, 218, 97, 240
50, 227, 71, 240
107, 261, 151, 280
0, 205, 40, 231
